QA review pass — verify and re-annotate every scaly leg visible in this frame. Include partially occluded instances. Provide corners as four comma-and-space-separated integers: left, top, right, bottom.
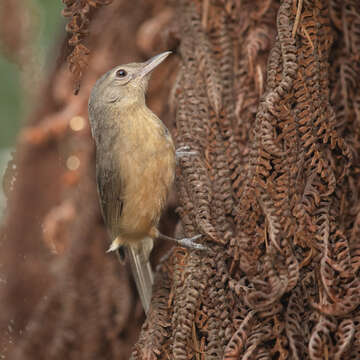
157, 233, 207, 251
176, 145, 198, 160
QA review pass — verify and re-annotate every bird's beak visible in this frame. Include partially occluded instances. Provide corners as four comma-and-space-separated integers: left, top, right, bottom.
138, 51, 172, 78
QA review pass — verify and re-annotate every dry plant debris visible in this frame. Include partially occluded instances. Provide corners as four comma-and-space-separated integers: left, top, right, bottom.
62, 0, 113, 94
132, 0, 360, 359
1, 0, 360, 359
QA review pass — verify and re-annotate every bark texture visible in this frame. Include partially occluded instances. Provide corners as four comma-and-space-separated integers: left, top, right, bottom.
1, 0, 360, 359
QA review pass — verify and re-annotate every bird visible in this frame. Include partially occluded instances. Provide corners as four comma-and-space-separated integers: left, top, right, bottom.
88, 51, 204, 313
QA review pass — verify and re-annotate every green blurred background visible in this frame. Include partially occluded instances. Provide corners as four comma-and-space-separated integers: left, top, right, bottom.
0, 0, 63, 148
0, 0, 64, 217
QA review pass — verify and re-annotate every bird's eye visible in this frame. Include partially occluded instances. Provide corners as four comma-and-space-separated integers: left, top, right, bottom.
116, 69, 127, 78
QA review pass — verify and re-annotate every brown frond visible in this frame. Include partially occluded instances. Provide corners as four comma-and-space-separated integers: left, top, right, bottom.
62, 0, 113, 94
4, 0, 360, 359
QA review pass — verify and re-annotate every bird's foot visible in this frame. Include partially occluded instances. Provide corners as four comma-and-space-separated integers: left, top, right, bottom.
176, 234, 206, 250
176, 145, 198, 159
158, 233, 207, 251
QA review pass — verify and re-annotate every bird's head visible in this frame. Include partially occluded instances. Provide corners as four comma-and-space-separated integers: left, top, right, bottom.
89, 51, 171, 109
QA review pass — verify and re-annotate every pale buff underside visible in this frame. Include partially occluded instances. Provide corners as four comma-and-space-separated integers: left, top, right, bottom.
110, 104, 175, 248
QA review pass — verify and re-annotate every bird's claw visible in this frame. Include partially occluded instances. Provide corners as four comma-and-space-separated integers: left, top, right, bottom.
176, 234, 207, 251
176, 145, 198, 159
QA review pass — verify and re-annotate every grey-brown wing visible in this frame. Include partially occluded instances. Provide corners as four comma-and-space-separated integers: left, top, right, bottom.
96, 154, 123, 237
96, 151, 154, 313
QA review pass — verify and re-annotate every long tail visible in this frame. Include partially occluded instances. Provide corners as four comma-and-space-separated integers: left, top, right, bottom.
125, 237, 154, 313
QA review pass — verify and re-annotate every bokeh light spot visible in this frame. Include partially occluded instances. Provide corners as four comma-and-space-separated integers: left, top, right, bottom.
66, 155, 80, 171
69, 116, 85, 131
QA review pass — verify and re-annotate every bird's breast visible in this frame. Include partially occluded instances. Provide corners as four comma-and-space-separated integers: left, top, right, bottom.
114, 107, 175, 238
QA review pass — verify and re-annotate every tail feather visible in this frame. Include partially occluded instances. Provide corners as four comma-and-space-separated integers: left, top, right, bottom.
125, 237, 154, 313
